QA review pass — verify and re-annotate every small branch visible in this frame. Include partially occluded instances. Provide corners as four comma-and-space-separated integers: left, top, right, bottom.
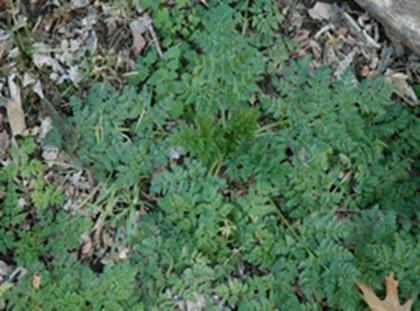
145, 14, 163, 58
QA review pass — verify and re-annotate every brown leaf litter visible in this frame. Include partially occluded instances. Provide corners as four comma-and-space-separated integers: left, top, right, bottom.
0, 0, 161, 271
280, 0, 420, 106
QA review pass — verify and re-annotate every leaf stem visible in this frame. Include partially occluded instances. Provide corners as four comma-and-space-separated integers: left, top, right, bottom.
241, 0, 250, 35
256, 121, 283, 134
269, 198, 318, 260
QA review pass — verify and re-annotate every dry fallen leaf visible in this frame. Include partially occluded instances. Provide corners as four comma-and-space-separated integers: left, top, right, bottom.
357, 273, 413, 311
71, 0, 89, 9
130, 19, 148, 56
32, 80, 45, 99
32, 53, 65, 74
22, 73, 36, 87
7, 74, 26, 136
385, 70, 419, 106
308, 2, 334, 21
32, 272, 41, 289
0, 39, 12, 60
79, 234, 94, 260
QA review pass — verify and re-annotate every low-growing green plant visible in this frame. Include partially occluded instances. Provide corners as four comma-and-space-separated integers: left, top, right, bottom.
0, 140, 142, 310
3, 0, 419, 310
5, 260, 140, 311
0, 138, 90, 264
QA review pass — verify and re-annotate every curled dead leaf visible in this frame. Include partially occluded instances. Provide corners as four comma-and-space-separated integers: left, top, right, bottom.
132, 33, 146, 55
79, 235, 94, 260
32, 272, 41, 289
357, 273, 413, 311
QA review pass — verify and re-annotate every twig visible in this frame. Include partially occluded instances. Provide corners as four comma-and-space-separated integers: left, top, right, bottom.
341, 11, 381, 48
146, 15, 163, 58
269, 198, 319, 262
73, 184, 101, 213
256, 121, 283, 134
241, 0, 250, 35
376, 47, 394, 75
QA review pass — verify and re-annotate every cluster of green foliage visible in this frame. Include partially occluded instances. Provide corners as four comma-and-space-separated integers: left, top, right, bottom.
0, 139, 143, 310
2, 0, 419, 310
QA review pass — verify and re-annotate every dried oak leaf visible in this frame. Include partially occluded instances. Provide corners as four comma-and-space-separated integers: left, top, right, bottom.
357, 273, 413, 311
